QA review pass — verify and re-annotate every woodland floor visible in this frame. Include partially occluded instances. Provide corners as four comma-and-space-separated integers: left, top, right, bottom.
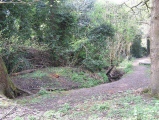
1, 57, 157, 120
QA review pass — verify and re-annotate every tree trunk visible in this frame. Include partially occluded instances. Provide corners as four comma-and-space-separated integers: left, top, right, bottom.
147, 37, 150, 56
0, 57, 18, 98
150, 0, 159, 96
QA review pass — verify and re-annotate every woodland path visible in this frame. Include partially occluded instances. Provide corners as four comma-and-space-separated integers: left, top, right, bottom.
30, 57, 151, 110
0, 57, 150, 120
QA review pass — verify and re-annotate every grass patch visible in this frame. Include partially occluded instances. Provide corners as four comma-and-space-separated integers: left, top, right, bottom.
91, 102, 110, 111
14, 91, 159, 120
38, 87, 50, 96
47, 67, 109, 88
27, 115, 38, 120
21, 70, 48, 79
17, 93, 53, 104
36, 91, 159, 120
43, 110, 56, 119
119, 59, 133, 73
13, 116, 24, 120
19, 67, 109, 88
59, 103, 71, 113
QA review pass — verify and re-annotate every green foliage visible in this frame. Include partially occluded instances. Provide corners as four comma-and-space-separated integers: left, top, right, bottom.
91, 102, 110, 111
13, 116, 24, 120
70, 70, 108, 88
43, 110, 56, 119
0, 0, 78, 67
27, 115, 37, 120
82, 58, 107, 72
119, 59, 133, 73
89, 24, 115, 42
59, 103, 71, 113
38, 87, 49, 96
22, 70, 48, 79
98, 71, 108, 82
0, 0, 145, 74
2, 48, 34, 73
10, 57, 33, 73
19, 91, 159, 120
80, 24, 115, 71
131, 35, 144, 58
125, 63, 133, 73
19, 67, 108, 88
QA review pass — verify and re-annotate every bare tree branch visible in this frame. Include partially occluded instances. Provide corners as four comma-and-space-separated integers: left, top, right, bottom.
137, 21, 150, 25
122, 0, 150, 13
0, 0, 39, 4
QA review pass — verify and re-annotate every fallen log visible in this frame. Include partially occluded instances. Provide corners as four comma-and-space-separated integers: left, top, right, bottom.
139, 62, 151, 65
106, 67, 124, 82
17, 87, 33, 96
106, 66, 114, 75
31, 87, 67, 92
10, 69, 37, 76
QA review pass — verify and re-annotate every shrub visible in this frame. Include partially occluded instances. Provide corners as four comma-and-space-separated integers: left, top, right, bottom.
82, 58, 107, 72
119, 59, 133, 73
131, 35, 143, 58
38, 88, 49, 95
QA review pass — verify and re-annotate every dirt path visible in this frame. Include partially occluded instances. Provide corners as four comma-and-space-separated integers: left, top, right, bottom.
69, 58, 150, 95
1, 58, 151, 119
28, 57, 150, 110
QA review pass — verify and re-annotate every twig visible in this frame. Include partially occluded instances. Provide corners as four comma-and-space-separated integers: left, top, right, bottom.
16, 87, 34, 96
0, 103, 17, 120
0, 0, 39, 4
10, 69, 37, 76
32, 87, 67, 91
82, 44, 88, 59
122, 0, 150, 13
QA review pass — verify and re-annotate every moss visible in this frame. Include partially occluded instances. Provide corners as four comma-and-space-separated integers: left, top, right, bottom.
142, 88, 151, 94
0, 57, 18, 98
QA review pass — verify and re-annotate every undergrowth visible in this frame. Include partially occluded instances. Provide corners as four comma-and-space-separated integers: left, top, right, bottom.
51, 93, 159, 120
17, 59, 133, 90
19, 67, 109, 88
14, 91, 159, 120
119, 59, 133, 73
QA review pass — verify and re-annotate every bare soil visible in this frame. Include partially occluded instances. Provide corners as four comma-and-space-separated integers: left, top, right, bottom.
12, 75, 80, 94
0, 58, 150, 120
28, 58, 150, 110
